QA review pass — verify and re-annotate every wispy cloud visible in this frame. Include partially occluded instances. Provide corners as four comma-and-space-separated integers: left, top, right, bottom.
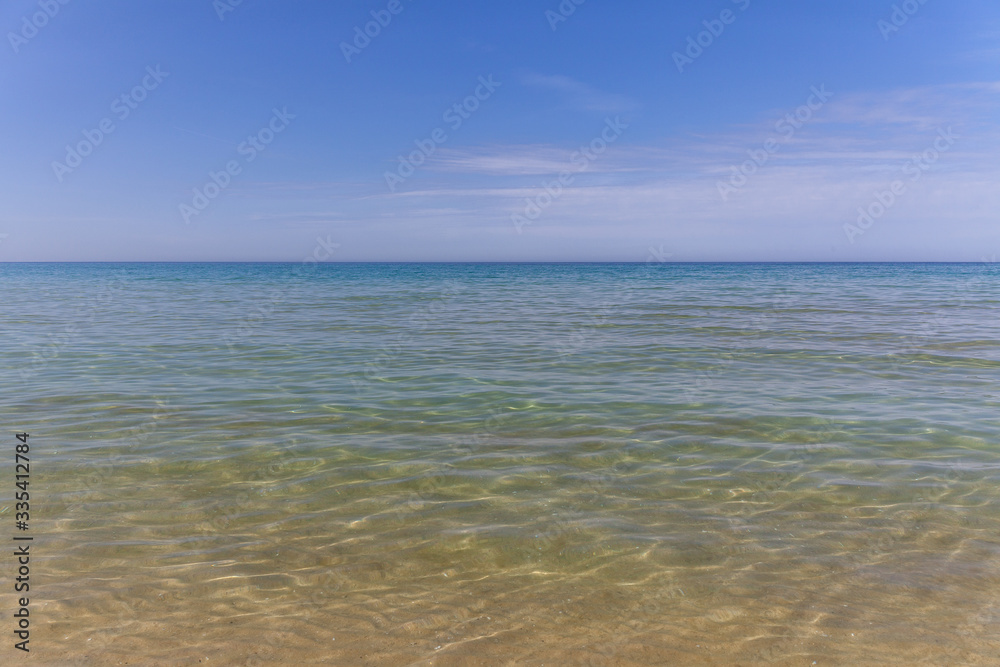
821, 82, 1000, 130
428, 146, 581, 175
232, 82, 1000, 259
426, 145, 656, 176
521, 73, 638, 113
960, 27, 1000, 64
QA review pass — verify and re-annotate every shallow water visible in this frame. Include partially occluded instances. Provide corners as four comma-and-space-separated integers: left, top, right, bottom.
2, 262, 999, 665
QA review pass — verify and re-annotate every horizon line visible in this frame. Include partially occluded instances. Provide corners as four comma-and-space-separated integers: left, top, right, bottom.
0, 260, 995, 265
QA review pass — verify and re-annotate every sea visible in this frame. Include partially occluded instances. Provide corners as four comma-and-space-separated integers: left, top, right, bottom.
1, 262, 999, 665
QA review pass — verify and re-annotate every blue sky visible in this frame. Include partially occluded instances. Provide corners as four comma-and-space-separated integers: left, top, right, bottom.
1, 0, 998, 261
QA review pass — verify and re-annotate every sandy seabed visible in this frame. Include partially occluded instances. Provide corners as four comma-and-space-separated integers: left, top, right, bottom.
14, 565, 1000, 666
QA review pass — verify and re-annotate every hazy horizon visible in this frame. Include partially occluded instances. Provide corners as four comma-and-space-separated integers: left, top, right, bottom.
1, 260, 998, 265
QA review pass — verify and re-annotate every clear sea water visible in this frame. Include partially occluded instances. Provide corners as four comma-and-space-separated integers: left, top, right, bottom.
2, 262, 999, 665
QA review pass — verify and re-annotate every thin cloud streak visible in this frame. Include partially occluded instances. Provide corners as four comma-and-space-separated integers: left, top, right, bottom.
521, 73, 639, 113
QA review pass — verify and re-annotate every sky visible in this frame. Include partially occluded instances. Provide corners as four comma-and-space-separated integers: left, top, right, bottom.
1, 0, 998, 262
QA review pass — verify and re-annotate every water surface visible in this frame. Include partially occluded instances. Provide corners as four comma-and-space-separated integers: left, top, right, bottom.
2, 262, 999, 665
